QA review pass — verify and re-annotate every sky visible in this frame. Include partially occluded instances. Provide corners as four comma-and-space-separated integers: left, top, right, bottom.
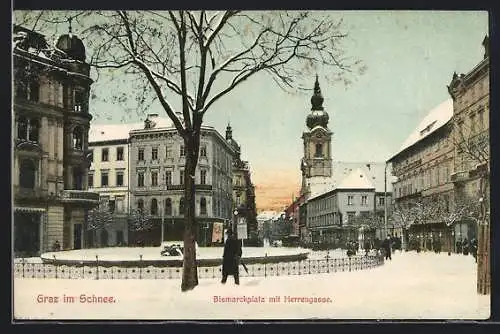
15, 11, 489, 211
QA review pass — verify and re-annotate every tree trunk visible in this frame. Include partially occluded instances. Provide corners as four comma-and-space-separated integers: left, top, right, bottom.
477, 174, 490, 295
181, 135, 199, 292
477, 223, 490, 294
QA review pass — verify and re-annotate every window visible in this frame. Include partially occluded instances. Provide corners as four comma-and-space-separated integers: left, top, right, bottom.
165, 198, 172, 216
73, 168, 83, 190
378, 197, 385, 206
180, 170, 185, 185
180, 145, 185, 157
138, 148, 144, 161
166, 145, 172, 158
457, 120, 464, 138
108, 200, 115, 213
200, 145, 207, 157
200, 197, 207, 215
72, 127, 83, 150
478, 109, 484, 130
137, 199, 144, 212
101, 148, 109, 162
88, 174, 94, 188
151, 198, 158, 215
20, 80, 40, 102
17, 117, 39, 142
116, 171, 124, 186
151, 170, 158, 186
165, 171, 172, 185
19, 159, 37, 189
116, 147, 124, 161
361, 196, 367, 206
137, 172, 145, 187
179, 198, 185, 216
236, 194, 241, 206
152, 147, 158, 160
315, 143, 323, 157
74, 90, 85, 112
470, 114, 476, 134
347, 195, 354, 206
200, 170, 207, 185
100, 171, 109, 187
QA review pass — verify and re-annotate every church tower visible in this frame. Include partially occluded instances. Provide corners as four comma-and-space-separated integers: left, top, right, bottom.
300, 76, 333, 196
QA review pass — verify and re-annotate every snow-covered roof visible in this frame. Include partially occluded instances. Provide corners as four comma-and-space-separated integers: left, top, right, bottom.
307, 161, 393, 200
389, 99, 453, 161
89, 117, 174, 143
336, 168, 375, 190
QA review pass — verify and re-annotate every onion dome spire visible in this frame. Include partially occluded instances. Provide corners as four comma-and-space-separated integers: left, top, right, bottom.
310, 74, 324, 111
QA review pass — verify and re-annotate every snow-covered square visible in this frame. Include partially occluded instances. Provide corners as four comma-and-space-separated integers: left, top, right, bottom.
13, 251, 489, 320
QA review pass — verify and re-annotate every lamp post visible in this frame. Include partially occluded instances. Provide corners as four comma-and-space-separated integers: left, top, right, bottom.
384, 163, 388, 239
203, 222, 209, 247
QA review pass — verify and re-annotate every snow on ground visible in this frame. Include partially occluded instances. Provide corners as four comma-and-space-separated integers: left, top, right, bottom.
13, 251, 489, 320
37, 247, 313, 262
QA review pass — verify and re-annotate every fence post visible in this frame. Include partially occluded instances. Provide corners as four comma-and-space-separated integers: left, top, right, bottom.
22, 258, 26, 278
264, 253, 267, 277
349, 257, 351, 272
95, 255, 99, 280
53, 255, 58, 279
139, 254, 143, 279
326, 251, 330, 273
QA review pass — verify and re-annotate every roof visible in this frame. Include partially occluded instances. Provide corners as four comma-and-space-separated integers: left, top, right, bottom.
388, 99, 453, 162
307, 161, 394, 200
89, 117, 174, 143
337, 168, 375, 190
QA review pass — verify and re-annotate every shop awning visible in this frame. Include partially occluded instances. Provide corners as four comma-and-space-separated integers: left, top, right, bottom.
14, 207, 46, 213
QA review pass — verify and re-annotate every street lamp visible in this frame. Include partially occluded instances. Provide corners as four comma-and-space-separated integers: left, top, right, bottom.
384, 162, 388, 239
203, 222, 209, 247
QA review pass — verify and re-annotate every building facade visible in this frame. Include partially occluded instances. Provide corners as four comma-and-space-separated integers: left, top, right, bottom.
128, 114, 235, 246
88, 123, 140, 247
13, 25, 98, 256
447, 35, 490, 243
226, 124, 258, 243
388, 99, 455, 251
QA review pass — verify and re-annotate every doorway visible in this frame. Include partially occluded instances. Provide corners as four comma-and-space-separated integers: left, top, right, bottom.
73, 223, 82, 249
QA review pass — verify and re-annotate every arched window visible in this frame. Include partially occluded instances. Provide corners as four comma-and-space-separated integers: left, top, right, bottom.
19, 159, 37, 189
72, 127, 83, 150
29, 119, 39, 142
179, 197, 185, 216
17, 116, 28, 140
165, 198, 172, 216
200, 197, 207, 215
315, 143, 323, 157
151, 198, 158, 216
137, 199, 144, 212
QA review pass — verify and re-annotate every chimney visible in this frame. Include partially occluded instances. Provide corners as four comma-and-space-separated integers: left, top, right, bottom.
482, 35, 489, 59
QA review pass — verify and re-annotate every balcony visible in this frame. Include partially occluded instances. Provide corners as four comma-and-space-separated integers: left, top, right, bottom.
450, 171, 469, 183
166, 184, 213, 191
60, 190, 100, 207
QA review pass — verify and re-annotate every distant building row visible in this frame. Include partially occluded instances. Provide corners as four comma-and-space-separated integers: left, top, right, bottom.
88, 116, 258, 247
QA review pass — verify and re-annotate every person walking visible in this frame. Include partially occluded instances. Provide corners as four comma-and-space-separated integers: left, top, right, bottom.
382, 235, 392, 260
221, 229, 242, 285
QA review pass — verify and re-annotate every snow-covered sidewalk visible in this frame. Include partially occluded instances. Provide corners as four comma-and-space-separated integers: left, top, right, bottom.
13, 251, 489, 320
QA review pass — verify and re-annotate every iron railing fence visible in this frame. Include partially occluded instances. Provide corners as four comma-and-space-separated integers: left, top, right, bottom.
13, 254, 384, 280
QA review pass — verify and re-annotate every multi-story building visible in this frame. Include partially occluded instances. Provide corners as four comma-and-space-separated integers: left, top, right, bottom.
447, 35, 489, 242
88, 122, 146, 246
128, 114, 235, 246
305, 165, 391, 245
387, 99, 455, 251
226, 124, 258, 243
13, 25, 99, 256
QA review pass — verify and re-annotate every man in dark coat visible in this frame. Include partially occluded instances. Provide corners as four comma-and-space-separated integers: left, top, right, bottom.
221, 229, 242, 285
382, 236, 392, 260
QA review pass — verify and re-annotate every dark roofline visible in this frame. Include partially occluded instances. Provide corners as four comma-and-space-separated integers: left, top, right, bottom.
89, 138, 129, 146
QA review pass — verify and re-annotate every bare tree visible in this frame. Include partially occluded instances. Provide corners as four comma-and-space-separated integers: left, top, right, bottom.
15, 10, 363, 291
450, 111, 490, 294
